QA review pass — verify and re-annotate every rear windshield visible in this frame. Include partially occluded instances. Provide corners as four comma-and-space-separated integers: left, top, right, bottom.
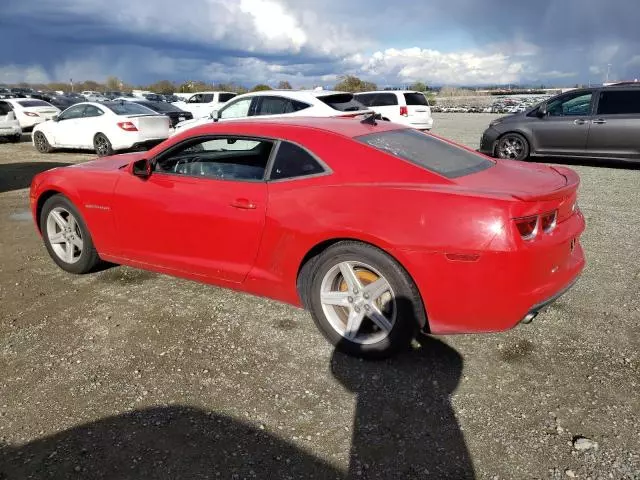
318, 93, 366, 112
403, 93, 429, 106
134, 101, 183, 113
357, 129, 493, 178
219, 93, 237, 102
17, 100, 52, 108
104, 102, 156, 115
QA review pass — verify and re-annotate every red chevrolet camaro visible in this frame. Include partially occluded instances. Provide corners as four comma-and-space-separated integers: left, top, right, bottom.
30, 116, 585, 358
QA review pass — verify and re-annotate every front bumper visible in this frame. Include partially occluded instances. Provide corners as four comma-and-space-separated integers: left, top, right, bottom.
478, 127, 501, 156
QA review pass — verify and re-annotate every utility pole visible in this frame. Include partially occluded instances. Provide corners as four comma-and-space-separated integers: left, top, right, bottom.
606, 64, 612, 83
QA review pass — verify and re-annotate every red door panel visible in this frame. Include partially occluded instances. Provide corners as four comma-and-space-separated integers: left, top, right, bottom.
112, 172, 267, 283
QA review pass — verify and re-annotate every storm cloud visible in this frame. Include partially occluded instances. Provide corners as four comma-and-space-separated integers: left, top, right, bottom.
0, 0, 638, 86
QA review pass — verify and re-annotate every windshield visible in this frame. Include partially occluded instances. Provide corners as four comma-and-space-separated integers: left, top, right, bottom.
357, 129, 493, 178
104, 102, 157, 115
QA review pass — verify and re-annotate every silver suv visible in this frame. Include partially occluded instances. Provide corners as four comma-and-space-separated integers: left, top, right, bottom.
479, 84, 640, 161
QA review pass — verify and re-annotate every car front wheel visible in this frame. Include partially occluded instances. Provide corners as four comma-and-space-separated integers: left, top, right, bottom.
33, 131, 52, 153
304, 241, 425, 359
496, 133, 530, 160
40, 194, 100, 274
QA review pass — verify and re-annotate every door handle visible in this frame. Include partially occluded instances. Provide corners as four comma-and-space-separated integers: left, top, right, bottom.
574, 119, 587, 125
592, 119, 607, 124
230, 198, 257, 210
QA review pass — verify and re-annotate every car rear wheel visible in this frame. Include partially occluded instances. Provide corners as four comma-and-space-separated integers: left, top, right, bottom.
94, 133, 113, 157
497, 133, 530, 160
304, 241, 425, 359
40, 194, 100, 274
34, 131, 52, 153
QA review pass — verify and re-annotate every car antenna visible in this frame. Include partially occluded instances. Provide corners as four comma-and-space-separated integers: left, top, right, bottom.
360, 112, 378, 125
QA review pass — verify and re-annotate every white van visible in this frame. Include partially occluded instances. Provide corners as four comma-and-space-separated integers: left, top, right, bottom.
354, 90, 434, 130
173, 91, 237, 119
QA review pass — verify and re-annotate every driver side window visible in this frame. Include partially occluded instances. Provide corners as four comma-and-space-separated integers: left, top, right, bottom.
155, 136, 274, 181
547, 93, 593, 117
59, 105, 86, 120
218, 98, 252, 119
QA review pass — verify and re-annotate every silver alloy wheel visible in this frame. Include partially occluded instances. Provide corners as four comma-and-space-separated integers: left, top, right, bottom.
320, 261, 396, 345
94, 135, 110, 156
498, 136, 525, 159
46, 207, 84, 264
35, 132, 48, 151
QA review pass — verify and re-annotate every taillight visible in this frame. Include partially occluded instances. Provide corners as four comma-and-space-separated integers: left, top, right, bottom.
515, 216, 538, 241
541, 210, 557, 233
24, 111, 40, 117
117, 121, 138, 131
400, 106, 408, 116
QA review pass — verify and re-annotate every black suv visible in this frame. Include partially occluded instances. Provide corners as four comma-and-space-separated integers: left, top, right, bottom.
479, 84, 640, 161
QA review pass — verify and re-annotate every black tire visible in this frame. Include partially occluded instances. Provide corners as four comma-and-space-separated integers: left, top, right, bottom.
496, 133, 530, 160
94, 133, 114, 157
39, 194, 101, 274
33, 131, 52, 153
9, 134, 21, 143
302, 241, 426, 359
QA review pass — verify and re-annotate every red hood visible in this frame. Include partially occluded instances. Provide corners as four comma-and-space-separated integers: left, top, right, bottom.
455, 159, 573, 201
68, 152, 146, 171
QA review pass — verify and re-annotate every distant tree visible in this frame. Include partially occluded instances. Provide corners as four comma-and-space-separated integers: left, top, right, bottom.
277, 81, 292, 89
77, 80, 103, 92
334, 75, 377, 93
47, 82, 69, 93
149, 80, 176, 95
409, 81, 429, 92
251, 84, 272, 92
106, 76, 122, 91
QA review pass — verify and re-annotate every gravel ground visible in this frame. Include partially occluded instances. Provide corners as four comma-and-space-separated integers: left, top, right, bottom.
0, 113, 638, 479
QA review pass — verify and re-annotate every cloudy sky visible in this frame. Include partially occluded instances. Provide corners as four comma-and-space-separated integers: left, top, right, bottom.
1, 0, 638, 87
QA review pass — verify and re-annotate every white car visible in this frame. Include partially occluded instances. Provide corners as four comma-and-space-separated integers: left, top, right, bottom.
172, 90, 371, 135
0, 101, 22, 142
0, 98, 60, 130
354, 91, 434, 130
84, 93, 109, 102
172, 91, 237, 119
32, 101, 171, 156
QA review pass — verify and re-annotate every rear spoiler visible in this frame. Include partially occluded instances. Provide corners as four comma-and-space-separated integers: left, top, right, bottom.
513, 166, 580, 202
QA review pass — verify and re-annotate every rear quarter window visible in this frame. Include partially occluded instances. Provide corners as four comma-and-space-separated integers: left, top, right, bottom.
318, 93, 366, 112
357, 93, 398, 107
357, 129, 493, 179
219, 93, 237, 102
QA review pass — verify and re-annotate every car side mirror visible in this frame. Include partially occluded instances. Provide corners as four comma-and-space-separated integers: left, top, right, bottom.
132, 158, 152, 178
537, 103, 548, 117
210, 110, 219, 120
51, 115, 59, 122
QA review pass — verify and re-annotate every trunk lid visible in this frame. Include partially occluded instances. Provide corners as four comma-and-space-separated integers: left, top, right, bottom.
129, 114, 171, 140
27, 106, 60, 119
455, 159, 573, 201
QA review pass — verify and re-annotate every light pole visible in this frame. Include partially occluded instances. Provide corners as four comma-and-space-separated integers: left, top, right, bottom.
606, 64, 612, 83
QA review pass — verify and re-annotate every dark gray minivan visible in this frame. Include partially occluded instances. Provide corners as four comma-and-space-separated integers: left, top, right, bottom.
479, 84, 640, 161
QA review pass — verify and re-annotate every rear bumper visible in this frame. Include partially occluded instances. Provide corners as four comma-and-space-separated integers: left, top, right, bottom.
519, 277, 578, 325
0, 125, 21, 136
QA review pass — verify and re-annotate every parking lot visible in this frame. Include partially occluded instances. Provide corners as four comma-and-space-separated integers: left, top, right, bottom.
1, 113, 638, 479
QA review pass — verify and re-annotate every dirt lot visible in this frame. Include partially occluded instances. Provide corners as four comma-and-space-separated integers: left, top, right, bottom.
1, 113, 638, 479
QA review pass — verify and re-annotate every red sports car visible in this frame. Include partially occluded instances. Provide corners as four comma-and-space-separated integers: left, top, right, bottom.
30, 116, 585, 358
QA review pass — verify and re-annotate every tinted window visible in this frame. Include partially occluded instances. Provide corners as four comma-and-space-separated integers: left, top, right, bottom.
547, 92, 593, 116
0, 102, 11, 115
219, 98, 252, 119
145, 101, 184, 113
318, 93, 366, 112
357, 129, 493, 179
219, 93, 237, 102
59, 105, 86, 120
104, 102, 155, 115
597, 90, 640, 115
256, 96, 296, 115
156, 137, 273, 181
404, 92, 428, 106
270, 142, 325, 180
83, 105, 104, 117
17, 100, 53, 108
374, 93, 398, 106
